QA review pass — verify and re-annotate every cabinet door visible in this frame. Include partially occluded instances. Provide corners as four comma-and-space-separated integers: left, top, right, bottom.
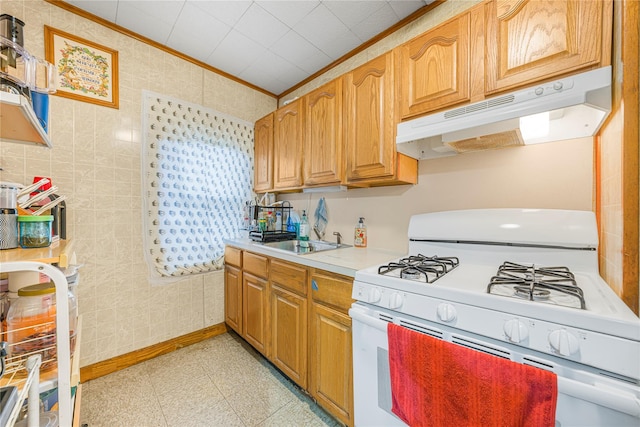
485, 0, 608, 93
274, 99, 304, 190
397, 13, 470, 119
254, 113, 274, 193
242, 272, 269, 356
309, 302, 353, 427
224, 265, 242, 334
271, 285, 307, 388
304, 78, 344, 186
344, 52, 395, 182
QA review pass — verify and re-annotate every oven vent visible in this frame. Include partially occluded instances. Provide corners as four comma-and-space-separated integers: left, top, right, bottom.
378, 313, 394, 323
399, 320, 443, 339
522, 357, 555, 372
451, 336, 511, 359
597, 371, 639, 386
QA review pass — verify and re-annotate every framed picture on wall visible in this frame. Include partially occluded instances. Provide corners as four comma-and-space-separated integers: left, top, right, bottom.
44, 26, 119, 109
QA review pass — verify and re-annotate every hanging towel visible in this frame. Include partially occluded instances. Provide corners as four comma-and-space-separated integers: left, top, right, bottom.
314, 197, 328, 236
388, 323, 558, 427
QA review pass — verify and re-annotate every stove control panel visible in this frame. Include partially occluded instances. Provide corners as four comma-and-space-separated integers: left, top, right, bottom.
352, 280, 639, 380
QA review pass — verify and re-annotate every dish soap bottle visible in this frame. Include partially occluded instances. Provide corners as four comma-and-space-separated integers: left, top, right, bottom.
354, 217, 367, 248
299, 210, 310, 241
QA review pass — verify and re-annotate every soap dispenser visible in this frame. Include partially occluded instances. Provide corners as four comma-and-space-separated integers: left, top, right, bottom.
299, 210, 310, 241
354, 217, 367, 248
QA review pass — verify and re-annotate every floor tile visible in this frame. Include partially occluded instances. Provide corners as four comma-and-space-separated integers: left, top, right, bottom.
80, 332, 342, 427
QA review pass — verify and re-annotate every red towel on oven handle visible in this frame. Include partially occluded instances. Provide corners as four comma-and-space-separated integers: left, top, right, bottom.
388, 323, 558, 427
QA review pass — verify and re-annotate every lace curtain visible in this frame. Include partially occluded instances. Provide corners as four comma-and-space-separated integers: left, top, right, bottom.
142, 91, 253, 281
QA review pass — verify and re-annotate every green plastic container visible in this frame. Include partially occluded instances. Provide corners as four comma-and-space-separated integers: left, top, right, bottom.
18, 215, 53, 248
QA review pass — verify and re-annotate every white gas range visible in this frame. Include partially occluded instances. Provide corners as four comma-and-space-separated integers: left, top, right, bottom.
350, 209, 640, 427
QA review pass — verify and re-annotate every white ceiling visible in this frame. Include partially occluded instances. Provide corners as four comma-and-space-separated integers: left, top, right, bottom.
64, 0, 433, 96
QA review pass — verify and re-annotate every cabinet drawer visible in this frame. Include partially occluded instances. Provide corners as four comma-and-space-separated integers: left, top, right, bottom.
224, 246, 242, 268
271, 259, 308, 296
310, 269, 354, 313
243, 251, 268, 278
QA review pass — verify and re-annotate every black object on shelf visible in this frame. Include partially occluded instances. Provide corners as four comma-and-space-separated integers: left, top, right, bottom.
249, 230, 297, 242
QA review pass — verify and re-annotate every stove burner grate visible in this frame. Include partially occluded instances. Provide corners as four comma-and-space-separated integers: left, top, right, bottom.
378, 254, 459, 283
487, 261, 586, 309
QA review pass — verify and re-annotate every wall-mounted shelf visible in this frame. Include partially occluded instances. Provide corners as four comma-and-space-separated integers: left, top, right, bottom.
0, 91, 51, 148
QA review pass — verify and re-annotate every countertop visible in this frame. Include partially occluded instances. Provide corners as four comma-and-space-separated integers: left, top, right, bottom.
224, 238, 403, 278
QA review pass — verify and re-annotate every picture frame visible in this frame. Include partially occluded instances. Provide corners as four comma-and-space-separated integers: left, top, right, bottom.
44, 26, 119, 109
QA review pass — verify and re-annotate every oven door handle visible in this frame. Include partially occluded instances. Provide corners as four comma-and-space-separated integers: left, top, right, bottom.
350, 304, 389, 331
558, 376, 640, 417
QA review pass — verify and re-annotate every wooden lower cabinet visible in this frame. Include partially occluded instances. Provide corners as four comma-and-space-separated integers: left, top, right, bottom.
224, 265, 242, 334
242, 272, 269, 356
309, 302, 353, 427
309, 269, 354, 426
224, 248, 353, 425
271, 285, 307, 388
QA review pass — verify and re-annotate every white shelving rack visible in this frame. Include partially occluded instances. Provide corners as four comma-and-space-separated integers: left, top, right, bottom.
1, 261, 73, 426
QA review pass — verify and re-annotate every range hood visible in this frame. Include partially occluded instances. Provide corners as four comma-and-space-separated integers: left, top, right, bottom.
396, 66, 612, 160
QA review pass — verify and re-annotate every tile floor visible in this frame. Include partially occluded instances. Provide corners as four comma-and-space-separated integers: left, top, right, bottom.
80, 332, 342, 427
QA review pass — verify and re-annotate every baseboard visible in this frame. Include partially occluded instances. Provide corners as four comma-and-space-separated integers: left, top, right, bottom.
80, 322, 228, 382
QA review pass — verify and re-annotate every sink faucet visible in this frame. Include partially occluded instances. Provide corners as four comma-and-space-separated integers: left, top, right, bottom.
313, 225, 325, 240
333, 231, 342, 245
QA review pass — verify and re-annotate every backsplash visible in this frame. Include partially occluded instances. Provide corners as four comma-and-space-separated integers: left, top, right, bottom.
280, 138, 595, 254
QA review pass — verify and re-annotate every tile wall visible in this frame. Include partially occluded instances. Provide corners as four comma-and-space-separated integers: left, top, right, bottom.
0, 0, 276, 366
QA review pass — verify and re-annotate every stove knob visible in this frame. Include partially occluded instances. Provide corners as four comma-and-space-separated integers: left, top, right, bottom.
548, 329, 579, 356
369, 288, 382, 303
503, 319, 529, 343
437, 303, 457, 323
389, 292, 404, 309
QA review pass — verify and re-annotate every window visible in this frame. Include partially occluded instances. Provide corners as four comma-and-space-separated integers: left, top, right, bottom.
142, 92, 253, 281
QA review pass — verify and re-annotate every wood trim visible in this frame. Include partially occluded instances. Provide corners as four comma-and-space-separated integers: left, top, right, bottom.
44, 0, 276, 98
72, 383, 82, 427
278, 0, 446, 99
79, 323, 228, 382
620, 0, 639, 313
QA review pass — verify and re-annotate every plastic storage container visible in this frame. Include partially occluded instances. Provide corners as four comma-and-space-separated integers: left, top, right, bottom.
18, 215, 53, 248
5, 281, 77, 372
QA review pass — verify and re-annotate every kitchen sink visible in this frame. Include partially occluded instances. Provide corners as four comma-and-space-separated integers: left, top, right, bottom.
260, 239, 351, 255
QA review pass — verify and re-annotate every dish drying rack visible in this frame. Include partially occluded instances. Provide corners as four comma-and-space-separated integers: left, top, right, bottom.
247, 201, 297, 242
1, 262, 73, 427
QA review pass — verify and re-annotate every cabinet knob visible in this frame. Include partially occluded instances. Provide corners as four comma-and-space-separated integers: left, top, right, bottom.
311, 279, 318, 291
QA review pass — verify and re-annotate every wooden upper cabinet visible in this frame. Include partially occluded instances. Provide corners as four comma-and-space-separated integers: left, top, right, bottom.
304, 79, 344, 187
485, 0, 611, 94
274, 98, 304, 190
344, 52, 396, 182
397, 12, 471, 119
254, 113, 273, 193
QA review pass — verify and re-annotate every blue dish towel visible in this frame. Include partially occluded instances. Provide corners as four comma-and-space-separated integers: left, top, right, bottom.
314, 197, 328, 236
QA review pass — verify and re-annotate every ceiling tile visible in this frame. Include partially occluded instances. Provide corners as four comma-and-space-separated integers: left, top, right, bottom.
324, 0, 386, 28
350, 3, 399, 42
169, 2, 230, 54
190, 1, 252, 26
388, 0, 428, 20
318, 30, 362, 59
270, 30, 332, 74
257, 1, 320, 27
234, 3, 290, 48
207, 29, 265, 76
66, 0, 118, 21
293, 4, 350, 50
116, 1, 184, 44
